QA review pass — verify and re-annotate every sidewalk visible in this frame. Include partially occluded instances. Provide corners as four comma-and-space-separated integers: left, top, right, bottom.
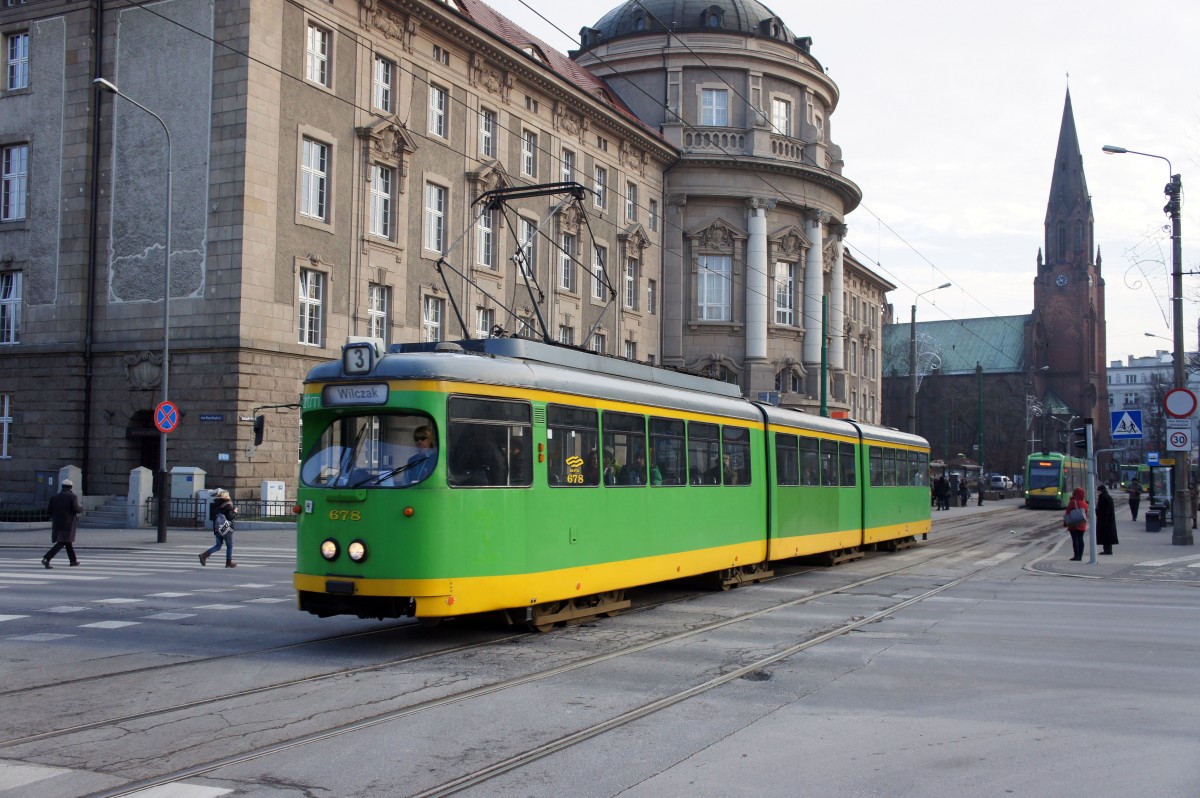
0, 522, 296, 552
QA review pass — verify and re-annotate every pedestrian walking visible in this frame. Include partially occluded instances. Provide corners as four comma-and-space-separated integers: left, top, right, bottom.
1063, 487, 1088, 561
42, 478, 83, 568
199, 489, 238, 568
976, 478, 985, 506
1095, 484, 1119, 555
1127, 478, 1142, 521
1190, 482, 1198, 530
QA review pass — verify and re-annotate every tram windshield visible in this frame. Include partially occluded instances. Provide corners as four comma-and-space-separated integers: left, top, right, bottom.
1026, 461, 1062, 491
301, 413, 438, 488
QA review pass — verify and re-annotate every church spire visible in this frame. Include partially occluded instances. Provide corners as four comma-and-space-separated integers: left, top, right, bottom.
1044, 88, 1094, 267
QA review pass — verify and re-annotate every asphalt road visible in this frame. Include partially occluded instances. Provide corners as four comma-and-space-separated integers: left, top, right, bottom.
0, 497, 1197, 797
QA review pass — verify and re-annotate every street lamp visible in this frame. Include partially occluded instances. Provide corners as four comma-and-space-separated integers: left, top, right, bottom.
94, 77, 173, 544
908, 282, 951, 434
1103, 144, 1190, 546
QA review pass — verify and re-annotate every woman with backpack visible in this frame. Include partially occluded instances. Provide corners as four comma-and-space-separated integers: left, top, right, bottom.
1063, 487, 1088, 561
199, 488, 237, 568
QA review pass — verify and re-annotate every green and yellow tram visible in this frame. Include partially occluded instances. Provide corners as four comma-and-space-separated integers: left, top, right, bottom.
293, 339, 931, 628
1024, 451, 1088, 509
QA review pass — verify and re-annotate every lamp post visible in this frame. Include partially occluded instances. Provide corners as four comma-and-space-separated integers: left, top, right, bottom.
908, 282, 951, 434
976, 361, 984, 481
1103, 144, 1190, 546
94, 77, 173, 544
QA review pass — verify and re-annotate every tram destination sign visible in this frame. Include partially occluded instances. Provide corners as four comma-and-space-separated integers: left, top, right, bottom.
323, 383, 389, 406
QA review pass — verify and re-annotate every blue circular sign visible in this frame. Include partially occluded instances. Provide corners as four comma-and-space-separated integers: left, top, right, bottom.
154, 400, 180, 433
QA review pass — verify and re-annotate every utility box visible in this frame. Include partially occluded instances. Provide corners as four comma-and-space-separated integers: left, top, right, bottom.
261, 480, 286, 516
170, 467, 206, 500
34, 470, 56, 505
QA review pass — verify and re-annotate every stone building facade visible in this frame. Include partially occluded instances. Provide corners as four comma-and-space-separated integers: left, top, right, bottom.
0, 0, 673, 501
574, 0, 890, 420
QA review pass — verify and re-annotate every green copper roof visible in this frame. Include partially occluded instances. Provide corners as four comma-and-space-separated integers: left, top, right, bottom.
884, 314, 1031, 376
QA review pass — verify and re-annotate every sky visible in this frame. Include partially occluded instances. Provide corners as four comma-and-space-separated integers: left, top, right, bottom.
485, 0, 1199, 364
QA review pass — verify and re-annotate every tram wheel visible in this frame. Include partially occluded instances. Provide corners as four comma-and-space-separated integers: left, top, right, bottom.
599, 590, 627, 617
528, 601, 563, 633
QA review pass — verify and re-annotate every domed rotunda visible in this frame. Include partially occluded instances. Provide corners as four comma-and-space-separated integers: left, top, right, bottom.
575, 0, 884, 419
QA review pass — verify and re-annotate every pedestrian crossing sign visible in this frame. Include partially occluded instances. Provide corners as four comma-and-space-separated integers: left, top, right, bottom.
1111, 410, 1143, 439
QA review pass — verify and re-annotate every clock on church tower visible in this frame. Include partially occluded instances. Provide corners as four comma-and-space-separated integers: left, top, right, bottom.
1055, 274, 1068, 288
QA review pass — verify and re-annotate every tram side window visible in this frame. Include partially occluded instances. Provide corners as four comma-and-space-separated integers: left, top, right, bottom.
547, 405, 599, 487
649, 417, 686, 486
604, 411, 650, 486
775, 433, 799, 486
839, 441, 856, 486
724, 426, 751, 485
820, 440, 839, 486
869, 446, 884, 487
800, 436, 820, 485
916, 452, 929, 486
447, 396, 530, 487
882, 448, 896, 486
688, 422, 722, 485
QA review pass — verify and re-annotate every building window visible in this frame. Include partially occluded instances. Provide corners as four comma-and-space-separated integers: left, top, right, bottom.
433, 45, 449, 65
298, 269, 324, 346
373, 55, 394, 113
625, 182, 638, 221
299, 138, 328, 221
597, 135, 609, 152
369, 164, 393, 239
477, 206, 496, 269
428, 85, 447, 138
562, 148, 575, 182
305, 22, 331, 87
647, 279, 657, 316
773, 261, 794, 325
775, 369, 801, 393
591, 333, 606, 354
518, 217, 537, 278
560, 232, 577, 292
525, 95, 540, 113
424, 183, 446, 253
422, 296, 444, 342
558, 325, 574, 346
479, 109, 497, 158
850, 340, 858, 374
623, 258, 639, 310
0, 393, 10, 459
5, 31, 29, 91
771, 98, 792, 136
701, 88, 729, 126
522, 130, 538, 176
593, 165, 607, 209
624, 340, 637, 361
698, 254, 732, 321
367, 283, 390, 344
1, 143, 28, 221
0, 271, 20, 344
648, 198, 658, 232
475, 307, 495, 339
593, 245, 607, 300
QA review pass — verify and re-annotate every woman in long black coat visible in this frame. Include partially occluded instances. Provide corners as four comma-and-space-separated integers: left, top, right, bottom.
1096, 484, 1119, 555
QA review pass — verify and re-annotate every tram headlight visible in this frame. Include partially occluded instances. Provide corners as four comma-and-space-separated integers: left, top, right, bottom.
320, 538, 339, 561
347, 540, 368, 563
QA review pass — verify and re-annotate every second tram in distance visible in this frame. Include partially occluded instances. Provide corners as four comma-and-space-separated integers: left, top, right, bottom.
293, 339, 932, 630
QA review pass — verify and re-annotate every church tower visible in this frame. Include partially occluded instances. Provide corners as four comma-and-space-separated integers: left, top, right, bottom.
1031, 89, 1110, 449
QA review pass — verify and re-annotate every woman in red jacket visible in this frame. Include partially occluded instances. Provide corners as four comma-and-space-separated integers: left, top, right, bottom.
1064, 487, 1088, 561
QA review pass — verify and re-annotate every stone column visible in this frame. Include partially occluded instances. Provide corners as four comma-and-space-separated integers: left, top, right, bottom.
828, 225, 846, 370
802, 211, 828, 367
745, 198, 775, 361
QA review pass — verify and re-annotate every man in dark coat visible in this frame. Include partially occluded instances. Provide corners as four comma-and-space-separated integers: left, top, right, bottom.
42, 478, 83, 568
1095, 484, 1119, 555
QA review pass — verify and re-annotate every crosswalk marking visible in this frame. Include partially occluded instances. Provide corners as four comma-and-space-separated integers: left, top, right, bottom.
0, 614, 29, 622
80, 620, 140, 629
144, 612, 197, 620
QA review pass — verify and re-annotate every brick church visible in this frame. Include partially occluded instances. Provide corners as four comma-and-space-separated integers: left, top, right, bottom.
883, 89, 1111, 479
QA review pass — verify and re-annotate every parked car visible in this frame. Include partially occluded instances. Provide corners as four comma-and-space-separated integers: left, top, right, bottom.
990, 475, 1013, 491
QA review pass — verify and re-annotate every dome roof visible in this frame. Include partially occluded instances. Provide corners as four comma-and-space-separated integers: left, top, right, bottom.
581, 0, 804, 52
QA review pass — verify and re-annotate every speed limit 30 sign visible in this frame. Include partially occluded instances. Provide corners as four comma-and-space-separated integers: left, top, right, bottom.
1166, 419, 1192, 452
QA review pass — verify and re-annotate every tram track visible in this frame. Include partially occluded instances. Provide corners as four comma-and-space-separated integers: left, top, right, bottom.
9, 514, 1053, 798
